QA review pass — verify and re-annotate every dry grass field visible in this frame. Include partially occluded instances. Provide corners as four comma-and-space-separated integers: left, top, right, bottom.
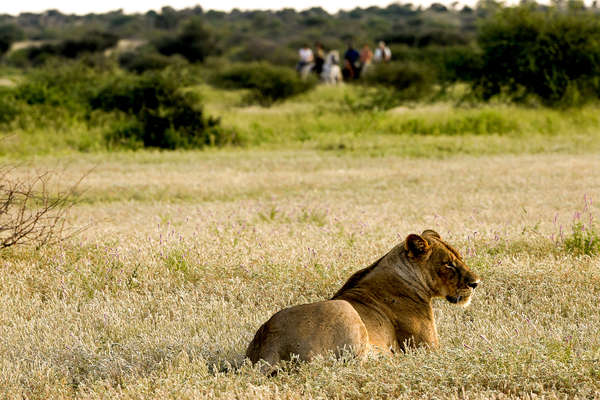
1, 150, 599, 399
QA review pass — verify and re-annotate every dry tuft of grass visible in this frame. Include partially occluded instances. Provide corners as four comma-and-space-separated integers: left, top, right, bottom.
0, 150, 599, 399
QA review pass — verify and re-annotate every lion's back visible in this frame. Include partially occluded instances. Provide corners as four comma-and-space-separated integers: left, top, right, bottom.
246, 300, 368, 365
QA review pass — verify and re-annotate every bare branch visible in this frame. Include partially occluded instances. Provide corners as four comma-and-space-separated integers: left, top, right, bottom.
0, 165, 87, 249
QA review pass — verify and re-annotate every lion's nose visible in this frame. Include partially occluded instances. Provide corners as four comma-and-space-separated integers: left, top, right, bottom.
467, 281, 479, 289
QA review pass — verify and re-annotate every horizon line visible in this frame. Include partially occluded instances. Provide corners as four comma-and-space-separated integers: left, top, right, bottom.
1, 0, 533, 18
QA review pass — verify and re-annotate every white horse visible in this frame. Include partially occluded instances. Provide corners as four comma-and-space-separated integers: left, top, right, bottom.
321, 51, 342, 84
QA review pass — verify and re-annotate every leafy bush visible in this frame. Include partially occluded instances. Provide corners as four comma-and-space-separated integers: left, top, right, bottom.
387, 45, 482, 84
60, 31, 119, 58
20, 44, 59, 67
5, 62, 115, 143
431, 46, 482, 84
342, 87, 401, 112
119, 51, 186, 73
90, 73, 234, 149
3, 48, 31, 68
229, 38, 298, 66
5, 62, 231, 150
154, 17, 217, 63
476, 5, 600, 106
24, 31, 118, 65
362, 61, 436, 102
341, 62, 437, 111
382, 28, 472, 48
13, 61, 107, 113
0, 88, 20, 124
0, 24, 24, 56
212, 62, 317, 106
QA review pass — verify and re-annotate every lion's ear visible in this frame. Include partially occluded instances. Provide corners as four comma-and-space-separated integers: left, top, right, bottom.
421, 229, 441, 239
405, 234, 430, 257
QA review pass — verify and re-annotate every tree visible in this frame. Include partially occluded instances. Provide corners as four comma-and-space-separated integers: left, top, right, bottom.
476, 5, 600, 104
155, 17, 216, 63
155, 6, 180, 30
0, 24, 23, 56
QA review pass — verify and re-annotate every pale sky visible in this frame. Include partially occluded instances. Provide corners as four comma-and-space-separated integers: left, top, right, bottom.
1, 0, 479, 16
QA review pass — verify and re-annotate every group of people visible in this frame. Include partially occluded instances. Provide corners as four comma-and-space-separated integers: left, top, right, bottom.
297, 41, 392, 83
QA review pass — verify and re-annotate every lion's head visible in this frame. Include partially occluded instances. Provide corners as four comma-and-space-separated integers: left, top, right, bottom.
405, 230, 480, 307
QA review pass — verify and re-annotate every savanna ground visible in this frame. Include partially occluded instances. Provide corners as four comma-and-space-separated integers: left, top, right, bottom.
1, 84, 600, 399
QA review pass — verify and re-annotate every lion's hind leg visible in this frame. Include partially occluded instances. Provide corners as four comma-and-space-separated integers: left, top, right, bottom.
246, 321, 278, 360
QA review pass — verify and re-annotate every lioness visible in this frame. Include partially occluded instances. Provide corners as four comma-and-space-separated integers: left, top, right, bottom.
246, 230, 480, 367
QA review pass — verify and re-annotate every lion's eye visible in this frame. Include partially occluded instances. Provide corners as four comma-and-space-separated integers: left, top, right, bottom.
446, 262, 456, 271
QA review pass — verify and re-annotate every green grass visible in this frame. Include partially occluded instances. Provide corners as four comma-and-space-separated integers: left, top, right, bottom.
2, 82, 600, 158
559, 196, 600, 256
205, 85, 600, 138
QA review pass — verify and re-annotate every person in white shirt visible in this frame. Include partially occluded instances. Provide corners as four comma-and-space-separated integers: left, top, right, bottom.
297, 44, 314, 73
373, 41, 392, 63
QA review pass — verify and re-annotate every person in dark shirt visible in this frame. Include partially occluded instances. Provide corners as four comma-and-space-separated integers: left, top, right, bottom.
343, 43, 361, 80
314, 42, 325, 76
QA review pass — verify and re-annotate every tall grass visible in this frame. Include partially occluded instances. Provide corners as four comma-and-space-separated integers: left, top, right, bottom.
204, 85, 600, 154
0, 151, 598, 398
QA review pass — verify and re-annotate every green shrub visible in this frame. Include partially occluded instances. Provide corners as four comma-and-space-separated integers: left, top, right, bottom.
13, 61, 108, 113
229, 38, 298, 66
476, 5, 600, 106
342, 86, 401, 112
103, 119, 146, 150
381, 28, 472, 49
91, 73, 234, 149
23, 31, 118, 65
118, 51, 186, 74
0, 24, 24, 56
4, 48, 31, 68
60, 31, 119, 58
0, 88, 20, 124
154, 17, 217, 63
4, 63, 114, 142
434, 46, 483, 84
386, 45, 482, 86
6, 63, 231, 150
212, 62, 317, 106
362, 61, 436, 102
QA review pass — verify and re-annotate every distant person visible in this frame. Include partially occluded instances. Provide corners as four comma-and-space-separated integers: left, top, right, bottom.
343, 43, 360, 80
297, 43, 314, 78
314, 42, 325, 76
373, 41, 392, 63
360, 43, 373, 75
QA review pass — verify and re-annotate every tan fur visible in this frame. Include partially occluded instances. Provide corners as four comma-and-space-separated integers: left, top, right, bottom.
246, 230, 480, 368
